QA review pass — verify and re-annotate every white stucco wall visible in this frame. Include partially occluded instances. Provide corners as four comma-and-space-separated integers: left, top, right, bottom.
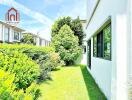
87, 37, 112, 99
36, 37, 40, 46
86, 0, 129, 99
0, 24, 3, 41
9, 28, 13, 42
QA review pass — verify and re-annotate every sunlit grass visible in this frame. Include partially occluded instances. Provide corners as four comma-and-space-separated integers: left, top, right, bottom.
38, 65, 106, 100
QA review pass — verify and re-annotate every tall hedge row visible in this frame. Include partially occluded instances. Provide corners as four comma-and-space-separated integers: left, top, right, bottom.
0, 44, 62, 99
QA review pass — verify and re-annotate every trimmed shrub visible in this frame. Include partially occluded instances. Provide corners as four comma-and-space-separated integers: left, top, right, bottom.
0, 51, 40, 89
37, 52, 64, 80
13, 83, 40, 100
0, 69, 15, 99
0, 69, 40, 100
49, 52, 64, 70
0, 44, 62, 80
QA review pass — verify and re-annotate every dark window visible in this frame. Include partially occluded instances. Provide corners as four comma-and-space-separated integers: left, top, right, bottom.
39, 39, 42, 46
87, 40, 91, 69
4, 27, 10, 42
93, 36, 97, 57
97, 31, 103, 58
14, 31, 20, 40
93, 23, 111, 60
84, 46, 86, 53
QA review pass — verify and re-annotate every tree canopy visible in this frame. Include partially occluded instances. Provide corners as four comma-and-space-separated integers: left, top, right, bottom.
51, 16, 85, 46
52, 25, 82, 65
21, 33, 36, 45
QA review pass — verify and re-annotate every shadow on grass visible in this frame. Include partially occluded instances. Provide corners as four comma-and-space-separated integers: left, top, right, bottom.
51, 68, 61, 71
79, 65, 107, 100
38, 68, 61, 84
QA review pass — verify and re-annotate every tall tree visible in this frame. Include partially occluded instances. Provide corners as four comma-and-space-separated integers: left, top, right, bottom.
71, 17, 85, 45
20, 33, 36, 45
52, 25, 82, 65
51, 16, 85, 46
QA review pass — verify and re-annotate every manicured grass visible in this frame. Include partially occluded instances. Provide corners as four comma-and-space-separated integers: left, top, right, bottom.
38, 65, 107, 100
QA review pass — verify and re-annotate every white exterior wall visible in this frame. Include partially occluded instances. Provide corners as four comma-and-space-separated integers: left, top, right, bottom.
0, 24, 3, 41
41, 39, 45, 46
87, 37, 112, 99
0, 23, 23, 43
2, 25, 5, 42
86, 0, 130, 99
36, 37, 40, 46
9, 28, 13, 42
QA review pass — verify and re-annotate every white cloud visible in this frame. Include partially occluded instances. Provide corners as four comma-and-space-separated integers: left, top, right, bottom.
0, 0, 53, 26
0, 0, 87, 40
56, 0, 87, 20
0, 0, 53, 40
43, 0, 63, 6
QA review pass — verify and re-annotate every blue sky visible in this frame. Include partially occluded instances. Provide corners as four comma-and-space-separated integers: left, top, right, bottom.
0, 0, 86, 40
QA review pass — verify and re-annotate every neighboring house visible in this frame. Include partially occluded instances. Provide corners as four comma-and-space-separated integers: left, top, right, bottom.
0, 20, 24, 43
22, 32, 50, 47
36, 36, 50, 47
85, 0, 131, 100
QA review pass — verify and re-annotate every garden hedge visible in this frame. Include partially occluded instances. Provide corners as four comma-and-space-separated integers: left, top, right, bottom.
0, 44, 62, 80
0, 44, 62, 99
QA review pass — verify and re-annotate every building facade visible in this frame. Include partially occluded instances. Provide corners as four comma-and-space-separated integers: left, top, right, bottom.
36, 36, 50, 46
0, 20, 24, 43
85, 0, 132, 100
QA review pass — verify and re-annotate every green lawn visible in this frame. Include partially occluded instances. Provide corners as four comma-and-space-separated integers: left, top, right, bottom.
38, 65, 107, 100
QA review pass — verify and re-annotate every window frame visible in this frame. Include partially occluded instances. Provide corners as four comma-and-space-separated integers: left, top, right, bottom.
14, 31, 20, 41
103, 24, 111, 60
4, 27, 10, 42
93, 23, 111, 61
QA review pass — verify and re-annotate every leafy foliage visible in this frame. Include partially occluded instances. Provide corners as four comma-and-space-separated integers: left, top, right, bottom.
0, 69, 40, 100
52, 25, 82, 65
51, 16, 85, 45
0, 44, 62, 80
0, 51, 40, 89
71, 17, 85, 45
0, 69, 15, 99
21, 33, 36, 45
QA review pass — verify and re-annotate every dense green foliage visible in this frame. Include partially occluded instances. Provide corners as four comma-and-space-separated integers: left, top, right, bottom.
51, 17, 72, 37
0, 44, 62, 80
0, 69, 40, 100
0, 51, 40, 89
51, 16, 85, 46
52, 25, 82, 65
0, 44, 62, 99
71, 17, 85, 45
21, 33, 36, 45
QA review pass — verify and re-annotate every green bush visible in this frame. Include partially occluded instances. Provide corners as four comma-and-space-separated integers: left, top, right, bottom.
49, 52, 64, 70
13, 83, 41, 100
0, 69, 40, 100
0, 51, 40, 89
37, 52, 64, 80
0, 69, 15, 99
0, 44, 62, 80
52, 25, 82, 65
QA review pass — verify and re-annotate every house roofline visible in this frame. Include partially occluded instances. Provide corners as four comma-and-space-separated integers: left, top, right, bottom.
0, 20, 25, 31
86, 0, 100, 29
